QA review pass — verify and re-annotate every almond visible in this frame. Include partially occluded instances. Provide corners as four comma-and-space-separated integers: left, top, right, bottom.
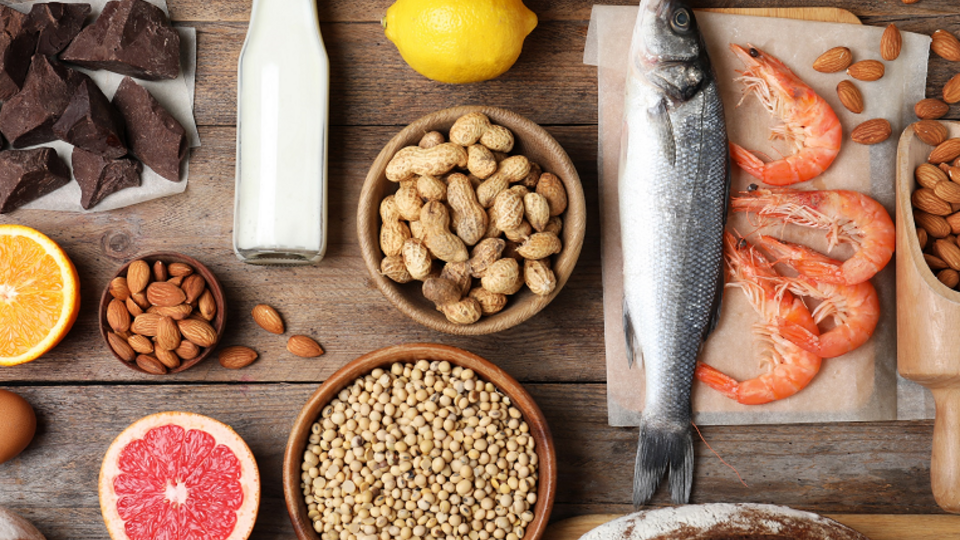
851, 118, 892, 145
947, 213, 960, 235
926, 253, 949, 270
937, 239, 960, 270
218, 346, 259, 369
152, 260, 168, 282
933, 30, 960, 62
198, 290, 217, 321
178, 319, 218, 348
168, 262, 194, 277
147, 281, 186, 307
150, 303, 193, 321
131, 313, 161, 336
156, 315, 181, 351
109, 277, 130, 301
847, 60, 884, 81
930, 139, 960, 164
918, 227, 929, 249
951, 167, 960, 184
836, 80, 864, 114
813, 46, 853, 73
181, 274, 206, 304
107, 331, 135, 362
944, 74, 960, 104
252, 304, 284, 334
917, 162, 949, 189
126, 259, 151, 294
167, 275, 183, 287
936, 181, 960, 204
939, 269, 960, 288
127, 334, 154, 354
155, 348, 181, 369
913, 188, 953, 215
125, 297, 144, 317
916, 211, 952, 238
131, 292, 150, 310
287, 335, 324, 358
881, 23, 902, 61
175, 340, 200, 360
915, 98, 950, 120
914, 120, 949, 146
135, 354, 166, 375
106, 298, 130, 333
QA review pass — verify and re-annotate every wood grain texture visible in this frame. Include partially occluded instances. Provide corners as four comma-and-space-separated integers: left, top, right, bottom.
0, 384, 948, 540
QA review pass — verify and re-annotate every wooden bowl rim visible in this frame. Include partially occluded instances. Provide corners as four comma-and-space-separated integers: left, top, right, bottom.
896, 121, 960, 303
282, 343, 557, 540
98, 252, 227, 375
357, 105, 586, 335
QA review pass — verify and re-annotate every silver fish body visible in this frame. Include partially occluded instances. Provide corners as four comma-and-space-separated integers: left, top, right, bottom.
619, 0, 729, 505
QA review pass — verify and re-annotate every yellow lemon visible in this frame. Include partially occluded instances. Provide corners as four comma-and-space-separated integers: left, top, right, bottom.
383, 0, 537, 84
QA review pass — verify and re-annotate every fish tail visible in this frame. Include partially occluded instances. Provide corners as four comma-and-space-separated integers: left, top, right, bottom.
634, 419, 694, 505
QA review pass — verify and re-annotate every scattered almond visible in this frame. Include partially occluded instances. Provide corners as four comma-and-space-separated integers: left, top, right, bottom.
836, 80, 864, 114
218, 346, 259, 369
107, 332, 135, 362
944, 74, 960, 104
287, 335, 324, 358
847, 60, 884, 81
178, 319, 218, 348
126, 260, 150, 294
850, 118, 892, 145
930, 139, 960, 164
881, 23, 902, 61
933, 30, 960, 62
914, 120, 949, 146
915, 98, 950, 120
813, 46, 853, 73
252, 304, 285, 334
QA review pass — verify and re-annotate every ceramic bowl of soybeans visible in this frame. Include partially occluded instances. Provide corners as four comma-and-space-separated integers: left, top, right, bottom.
357, 105, 586, 335
283, 343, 557, 540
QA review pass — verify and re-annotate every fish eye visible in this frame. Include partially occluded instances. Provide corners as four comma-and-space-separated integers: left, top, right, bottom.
671, 8, 691, 32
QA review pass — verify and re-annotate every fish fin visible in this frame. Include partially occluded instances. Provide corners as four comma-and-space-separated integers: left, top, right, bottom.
648, 99, 676, 167
623, 300, 643, 369
634, 419, 694, 505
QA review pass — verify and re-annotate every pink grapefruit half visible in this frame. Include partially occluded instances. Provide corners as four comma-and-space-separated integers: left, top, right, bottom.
99, 412, 260, 540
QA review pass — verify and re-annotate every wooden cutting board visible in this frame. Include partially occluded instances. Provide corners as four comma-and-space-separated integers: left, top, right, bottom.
544, 514, 960, 540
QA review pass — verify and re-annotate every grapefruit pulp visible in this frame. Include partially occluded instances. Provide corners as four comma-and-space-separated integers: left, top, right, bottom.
99, 412, 260, 540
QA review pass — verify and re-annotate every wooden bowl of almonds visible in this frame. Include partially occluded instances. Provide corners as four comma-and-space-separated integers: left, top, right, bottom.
282, 342, 557, 540
358, 105, 586, 335
99, 252, 226, 375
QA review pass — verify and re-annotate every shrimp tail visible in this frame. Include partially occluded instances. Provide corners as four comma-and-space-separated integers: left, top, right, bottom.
776, 317, 823, 357
634, 416, 694, 505
694, 361, 740, 400
729, 142, 766, 180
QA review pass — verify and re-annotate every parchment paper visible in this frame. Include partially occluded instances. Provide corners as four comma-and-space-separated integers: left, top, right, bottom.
585, 7, 933, 425
1, 0, 201, 212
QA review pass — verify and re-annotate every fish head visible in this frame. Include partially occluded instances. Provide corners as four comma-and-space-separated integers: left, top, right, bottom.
630, 0, 709, 103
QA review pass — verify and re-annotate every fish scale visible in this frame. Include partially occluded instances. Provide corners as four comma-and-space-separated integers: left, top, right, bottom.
619, 0, 729, 505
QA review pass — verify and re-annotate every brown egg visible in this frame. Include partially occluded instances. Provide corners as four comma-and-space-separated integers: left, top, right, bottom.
0, 389, 36, 464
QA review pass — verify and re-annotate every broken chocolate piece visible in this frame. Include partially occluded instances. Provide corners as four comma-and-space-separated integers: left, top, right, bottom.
60, 0, 180, 81
0, 147, 70, 213
0, 54, 87, 147
112, 76, 186, 182
72, 147, 141, 209
0, 6, 39, 101
27, 2, 91, 56
53, 78, 127, 158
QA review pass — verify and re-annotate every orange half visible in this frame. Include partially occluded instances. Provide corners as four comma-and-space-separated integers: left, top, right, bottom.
0, 225, 79, 366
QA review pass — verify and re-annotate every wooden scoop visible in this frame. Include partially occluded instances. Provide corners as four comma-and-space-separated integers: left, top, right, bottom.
897, 121, 960, 513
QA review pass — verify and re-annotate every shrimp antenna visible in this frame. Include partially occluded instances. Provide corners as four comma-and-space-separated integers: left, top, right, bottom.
691, 422, 749, 489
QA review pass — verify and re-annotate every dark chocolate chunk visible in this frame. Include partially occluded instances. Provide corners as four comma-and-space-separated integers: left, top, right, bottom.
72, 147, 141, 209
0, 54, 87, 147
112, 76, 186, 182
53, 78, 127, 158
0, 6, 39, 101
27, 2, 91, 56
60, 0, 180, 81
0, 147, 70, 213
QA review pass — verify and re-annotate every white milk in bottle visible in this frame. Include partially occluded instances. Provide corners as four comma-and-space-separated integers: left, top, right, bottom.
233, 0, 329, 265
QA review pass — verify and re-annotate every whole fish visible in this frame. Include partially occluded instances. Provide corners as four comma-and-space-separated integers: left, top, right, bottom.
619, 0, 730, 505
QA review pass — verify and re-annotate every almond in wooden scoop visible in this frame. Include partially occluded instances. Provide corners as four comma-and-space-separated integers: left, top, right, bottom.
914, 120, 949, 146
916, 98, 950, 120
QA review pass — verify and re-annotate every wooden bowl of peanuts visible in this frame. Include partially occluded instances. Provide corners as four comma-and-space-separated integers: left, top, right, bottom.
283, 342, 557, 540
99, 252, 226, 375
358, 106, 586, 335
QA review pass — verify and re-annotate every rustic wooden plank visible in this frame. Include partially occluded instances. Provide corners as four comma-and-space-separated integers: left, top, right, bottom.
0, 384, 944, 540
0, 125, 603, 384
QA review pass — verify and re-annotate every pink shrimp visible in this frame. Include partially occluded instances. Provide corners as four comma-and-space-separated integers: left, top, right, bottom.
728, 44, 842, 186
757, 236, 881, 359
695, 232, 822, 405
731, 188, 895, 286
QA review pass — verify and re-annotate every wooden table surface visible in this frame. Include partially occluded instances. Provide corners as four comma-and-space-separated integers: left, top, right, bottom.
2, 0, 960, 538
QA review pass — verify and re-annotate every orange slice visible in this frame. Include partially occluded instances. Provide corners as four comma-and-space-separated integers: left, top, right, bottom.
0, 224, 79, 366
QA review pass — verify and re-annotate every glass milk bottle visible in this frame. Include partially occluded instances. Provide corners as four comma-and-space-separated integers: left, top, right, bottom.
233, 0, 329, 265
